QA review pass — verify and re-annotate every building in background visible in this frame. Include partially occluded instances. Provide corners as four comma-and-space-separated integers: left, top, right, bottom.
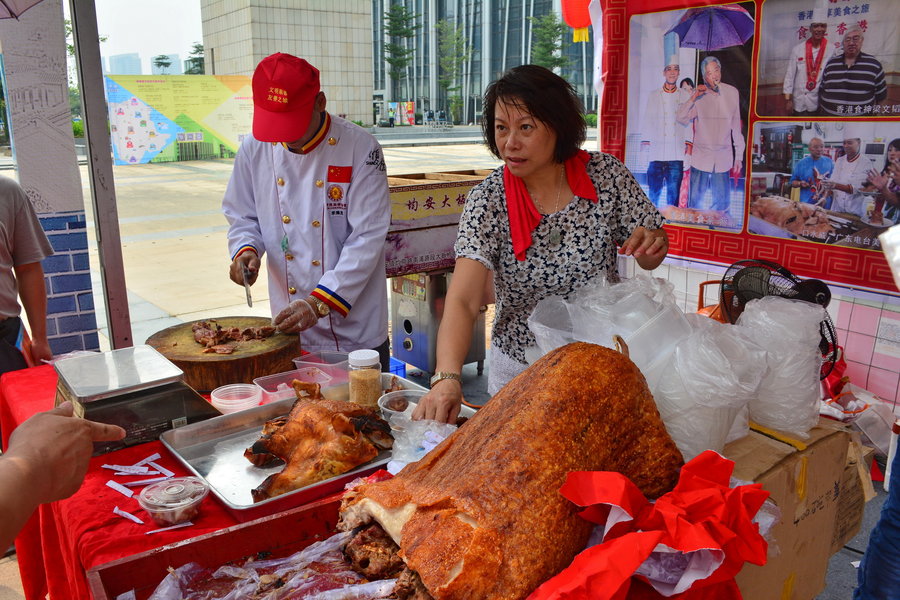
200, 0, 375, 125
150, 53, 183, 75
184, 55, 204, 75
108, 52, 142, 75
199, 0, 594, 126
371, 0, 596, 125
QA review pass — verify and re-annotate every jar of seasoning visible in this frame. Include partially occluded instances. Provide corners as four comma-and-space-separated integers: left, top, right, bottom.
348, 349, 382, 409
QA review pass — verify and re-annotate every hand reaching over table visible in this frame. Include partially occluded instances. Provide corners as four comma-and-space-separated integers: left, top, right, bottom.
0, 402, 125, 549
412, 378, 463, 425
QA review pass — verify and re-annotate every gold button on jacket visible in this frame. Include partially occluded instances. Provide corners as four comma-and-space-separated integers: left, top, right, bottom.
282, 215, 291, 224
288, 287, 297, 295
312, 220, 321, 227
315, 179, 324, 187
277, 177, 285, 186
285, 253, 294, 260
311, 259, 321, 266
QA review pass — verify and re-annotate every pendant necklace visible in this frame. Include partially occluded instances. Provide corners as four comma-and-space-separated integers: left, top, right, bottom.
549, 222, 562, 246
535, 167, 565, 246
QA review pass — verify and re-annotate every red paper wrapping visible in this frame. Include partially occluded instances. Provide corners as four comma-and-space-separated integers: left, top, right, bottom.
529, 451, 770, 600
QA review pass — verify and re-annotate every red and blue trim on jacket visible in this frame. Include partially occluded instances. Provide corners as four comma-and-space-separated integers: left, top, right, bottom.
311, 285, 350, 317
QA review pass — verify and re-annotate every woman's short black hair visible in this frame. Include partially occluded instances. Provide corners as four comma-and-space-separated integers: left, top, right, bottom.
481, 64, 585, 164
680, 77, 695, 88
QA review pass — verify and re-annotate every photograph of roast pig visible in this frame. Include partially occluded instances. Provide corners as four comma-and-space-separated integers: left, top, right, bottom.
244, 380, 393, 502
338, 341, 684, 600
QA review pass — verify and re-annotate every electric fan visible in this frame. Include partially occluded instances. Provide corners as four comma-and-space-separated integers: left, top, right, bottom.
719, 259, 839, 379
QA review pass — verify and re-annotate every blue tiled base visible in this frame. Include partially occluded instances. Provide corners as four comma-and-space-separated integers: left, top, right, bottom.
39, 211, 99, 353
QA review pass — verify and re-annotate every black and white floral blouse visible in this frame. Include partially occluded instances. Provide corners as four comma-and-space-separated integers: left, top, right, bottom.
455, 151, 663, 364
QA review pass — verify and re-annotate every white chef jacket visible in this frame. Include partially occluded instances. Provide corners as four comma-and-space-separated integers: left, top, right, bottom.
642, 86, 691, 163
783, 39, 834, 114
223, 114, 391, 353
829, 153, 873, 217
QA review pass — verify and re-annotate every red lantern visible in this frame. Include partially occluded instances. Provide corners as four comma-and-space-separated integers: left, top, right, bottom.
561, 0, 592, 42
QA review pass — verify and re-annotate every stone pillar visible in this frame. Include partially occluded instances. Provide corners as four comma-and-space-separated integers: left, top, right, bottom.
0, 0, 99, 353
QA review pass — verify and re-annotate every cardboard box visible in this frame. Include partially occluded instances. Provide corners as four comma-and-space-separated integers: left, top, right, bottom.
385, 170, 489, 276
729, 421, 857, 600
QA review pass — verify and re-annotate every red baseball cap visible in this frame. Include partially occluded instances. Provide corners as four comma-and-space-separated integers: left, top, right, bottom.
252, 53, 320, 143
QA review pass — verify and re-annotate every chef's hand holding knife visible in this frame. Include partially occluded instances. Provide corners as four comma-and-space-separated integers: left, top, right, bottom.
229, 250, 260, 286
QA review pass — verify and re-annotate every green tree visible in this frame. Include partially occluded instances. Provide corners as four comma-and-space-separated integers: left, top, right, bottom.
448, 95, 464, 125
63, 19, 108, 119
184, 42, 204, 75
529, 12, 571, 71
69, 86, 82, 119
64, 19, 108, 57
152, 54, 172, 74
435, 19, 471, 122
384, 3, 419, 102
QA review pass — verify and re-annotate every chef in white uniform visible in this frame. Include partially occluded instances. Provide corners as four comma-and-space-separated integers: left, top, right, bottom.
825, 127, 874, 218
223, 53, 391, 368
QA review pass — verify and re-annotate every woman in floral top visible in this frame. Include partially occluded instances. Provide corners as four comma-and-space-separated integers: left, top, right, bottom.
413, 65, 669, 424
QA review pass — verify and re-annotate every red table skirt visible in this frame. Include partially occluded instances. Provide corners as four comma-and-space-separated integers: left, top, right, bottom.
0, 365, 239, 599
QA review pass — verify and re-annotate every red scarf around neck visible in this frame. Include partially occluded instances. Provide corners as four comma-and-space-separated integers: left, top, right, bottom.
504, 149, 598, 261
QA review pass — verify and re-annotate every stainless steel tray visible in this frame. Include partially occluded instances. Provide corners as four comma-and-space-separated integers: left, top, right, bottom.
159, 374, 461, 522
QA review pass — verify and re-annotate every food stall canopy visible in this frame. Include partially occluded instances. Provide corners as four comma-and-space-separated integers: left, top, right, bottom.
0, 0, 44, 19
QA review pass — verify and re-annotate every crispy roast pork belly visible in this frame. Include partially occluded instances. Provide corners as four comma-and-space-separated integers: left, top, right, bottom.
246, 381, 393, 502
338, 342, 683, 600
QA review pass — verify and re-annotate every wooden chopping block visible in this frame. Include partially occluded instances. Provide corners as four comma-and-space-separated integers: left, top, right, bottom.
146, 317, 299, 392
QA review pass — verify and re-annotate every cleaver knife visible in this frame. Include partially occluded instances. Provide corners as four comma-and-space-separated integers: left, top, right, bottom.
242, 267, 253, 308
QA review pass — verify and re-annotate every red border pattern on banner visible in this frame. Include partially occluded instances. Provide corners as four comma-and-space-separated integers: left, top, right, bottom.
599, 0, 899, 292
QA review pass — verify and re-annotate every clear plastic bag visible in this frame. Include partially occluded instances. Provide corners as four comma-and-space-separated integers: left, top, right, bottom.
736, 296, 825, 439
651, 315, 766, 461
146, 531, 395, 599
386, 415, 458, 474
843, 383, 897, 456
527, 275, 684, 366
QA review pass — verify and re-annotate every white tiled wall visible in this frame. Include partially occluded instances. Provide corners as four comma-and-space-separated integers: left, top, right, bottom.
620, 255, 900, 414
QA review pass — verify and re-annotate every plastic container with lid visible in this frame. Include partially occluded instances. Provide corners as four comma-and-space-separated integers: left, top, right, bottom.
293, 350, 350, 386
138, 476, 209, 527
378, 389, 426, 420
348, 349, 382, 409
254, 368, 333, 404
210, 383, 262, 414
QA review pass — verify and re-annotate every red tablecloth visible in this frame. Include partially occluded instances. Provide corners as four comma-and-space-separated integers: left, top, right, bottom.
0, 365, 239, 599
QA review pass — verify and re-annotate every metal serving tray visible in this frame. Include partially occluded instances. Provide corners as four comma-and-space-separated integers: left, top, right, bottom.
159, 374, 454, 522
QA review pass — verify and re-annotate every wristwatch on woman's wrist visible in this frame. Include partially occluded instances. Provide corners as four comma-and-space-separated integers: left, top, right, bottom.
430, 371, 462, 387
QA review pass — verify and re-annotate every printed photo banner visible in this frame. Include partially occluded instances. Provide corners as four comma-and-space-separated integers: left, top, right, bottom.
599, 0, 900, 293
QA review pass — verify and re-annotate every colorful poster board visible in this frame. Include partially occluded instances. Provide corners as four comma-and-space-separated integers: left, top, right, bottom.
105, 75, 253, 165
603, 0, 900, 292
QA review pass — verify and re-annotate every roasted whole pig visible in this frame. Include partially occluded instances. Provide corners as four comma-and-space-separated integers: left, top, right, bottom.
245, 381, 393, 502
339, 342, 683, 600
